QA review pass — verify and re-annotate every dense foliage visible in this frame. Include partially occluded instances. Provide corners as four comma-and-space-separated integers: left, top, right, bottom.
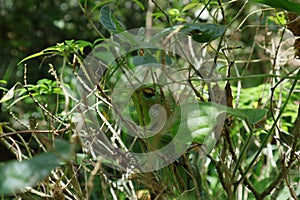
0, 0, 299, 199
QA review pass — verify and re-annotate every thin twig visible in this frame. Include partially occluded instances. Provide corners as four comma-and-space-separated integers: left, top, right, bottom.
151, 0, 171, 25
0, 127, 69, 138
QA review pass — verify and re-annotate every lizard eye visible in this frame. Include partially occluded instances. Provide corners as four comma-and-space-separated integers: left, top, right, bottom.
142, 88, 156, 98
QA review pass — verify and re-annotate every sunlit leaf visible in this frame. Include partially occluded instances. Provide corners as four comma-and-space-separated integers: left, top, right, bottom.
152, 12, 164, 20
168, 9, 180, 16
75, 40, 92, 49
268, 11, 286, 25
182, 3, 202, 12
17, 46, 61, 65
92, 0, 116, 12
133, 0, 145, 11
0, 84, 16, 103
0, 80, 7, 84
65, 39, 74, 45
175, 17, 186, 22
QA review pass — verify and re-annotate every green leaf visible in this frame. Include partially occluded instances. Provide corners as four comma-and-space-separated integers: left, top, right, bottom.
182, 3, 202, 12
152, 12, 165, 20
226, 107, 268, 125
65, 39, 74, 45
170, 102, 225, 147
92, 0, 116, 12
18, 51, 50, 65
75, 40, 92, 49
0, 80, 7, 84
277, 185, 295, 200
238, 108, 268, 124
132, 49, 172, 66
251, 0, 300, 15
0, 153, 60, 195
100, 5, 125, 33
132, 54, 157, 66
0, 84, 16, 103
268, 11, 286, 25
52, 139, 74, 160
253, 177, 274, 192
168, 8, 180, 16
189, 103, 225, 144
133, 0, 145, 11
0, 139, 72, 195
153, 23, 226, 43
174, 17, 186, 22
17, 46, 60, 65
180, 23, 226, 43
173, 102, 267, 145
93, 38, 106, 46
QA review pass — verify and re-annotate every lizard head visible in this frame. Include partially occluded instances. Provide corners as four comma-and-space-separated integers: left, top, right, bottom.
132, 84, 162, 108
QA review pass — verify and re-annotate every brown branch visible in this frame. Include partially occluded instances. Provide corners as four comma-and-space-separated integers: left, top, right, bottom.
288, 103, 300, 167
223, 119, 261, 198
0, 127, 70, 138
259, 172, 283, 199
151, 0, 171, 25
217, 0, 226, 25
215, 159, 234, 199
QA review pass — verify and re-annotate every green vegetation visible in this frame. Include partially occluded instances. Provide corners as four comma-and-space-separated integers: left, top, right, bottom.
0, 0, 299, 199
